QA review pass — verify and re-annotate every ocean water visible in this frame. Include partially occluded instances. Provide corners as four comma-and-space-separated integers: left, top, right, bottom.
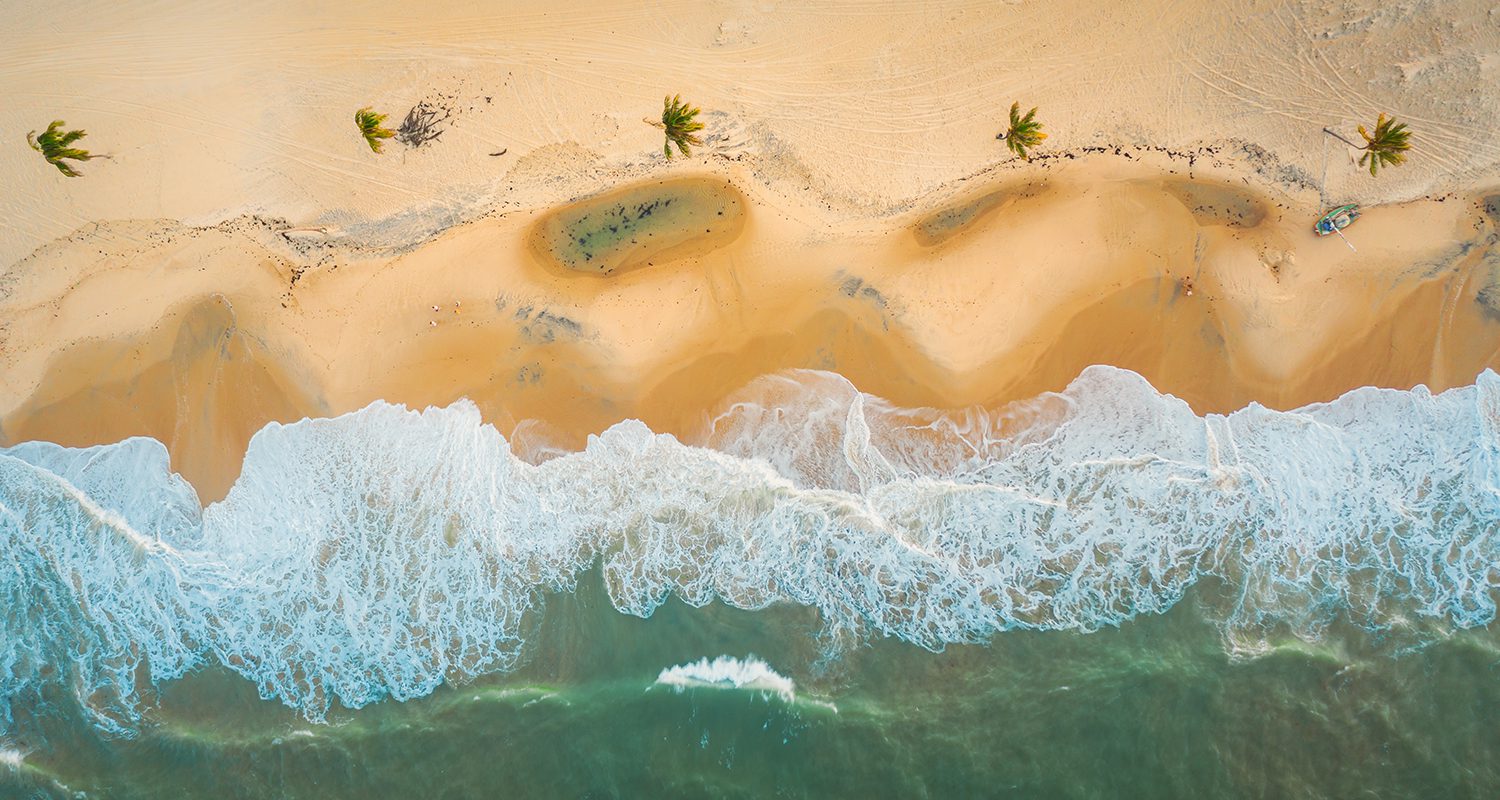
2, 365, 1498, 798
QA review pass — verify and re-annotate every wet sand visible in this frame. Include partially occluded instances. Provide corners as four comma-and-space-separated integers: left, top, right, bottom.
3, 154, 1498, 501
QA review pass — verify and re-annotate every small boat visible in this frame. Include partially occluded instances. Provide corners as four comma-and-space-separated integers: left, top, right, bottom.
1314, 204, 1360, 236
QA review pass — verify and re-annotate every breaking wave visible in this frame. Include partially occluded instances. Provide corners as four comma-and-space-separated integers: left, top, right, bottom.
1, 366, 1497, 734
655, 656, 796, 701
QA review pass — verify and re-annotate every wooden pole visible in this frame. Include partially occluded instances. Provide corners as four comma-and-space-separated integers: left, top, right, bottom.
1322, 127, 1362, 149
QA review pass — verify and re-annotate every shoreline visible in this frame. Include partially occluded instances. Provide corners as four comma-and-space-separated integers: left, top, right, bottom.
3, 150, 1498, 501
8, 3, 1500, 794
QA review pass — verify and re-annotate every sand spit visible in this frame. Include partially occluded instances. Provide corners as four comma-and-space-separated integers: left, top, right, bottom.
2, 152, 1497, 500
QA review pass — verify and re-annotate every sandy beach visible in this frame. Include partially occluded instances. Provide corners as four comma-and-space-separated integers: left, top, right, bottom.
7, 3, 1500, 796
1, 0, 1498, 503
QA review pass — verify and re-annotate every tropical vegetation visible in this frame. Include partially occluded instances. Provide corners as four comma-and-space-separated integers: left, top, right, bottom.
649, 95, 704, 159
355, 107, 396, 153
1324, 114, 1412, 177
28, 120, 103, 177
997, 102, 1047, 160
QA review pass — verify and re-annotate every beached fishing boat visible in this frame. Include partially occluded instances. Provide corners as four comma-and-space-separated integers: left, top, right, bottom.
1314, 203, 1361, 236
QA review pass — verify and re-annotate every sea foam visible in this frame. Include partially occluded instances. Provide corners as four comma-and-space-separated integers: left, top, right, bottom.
1, 366, 1496, 733
656, 656, 796, 701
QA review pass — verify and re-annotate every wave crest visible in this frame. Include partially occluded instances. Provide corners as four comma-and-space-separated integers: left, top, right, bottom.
656, 656, 795, 701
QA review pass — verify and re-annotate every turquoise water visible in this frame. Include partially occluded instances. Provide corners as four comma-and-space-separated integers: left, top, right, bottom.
3, 366, 1498, 797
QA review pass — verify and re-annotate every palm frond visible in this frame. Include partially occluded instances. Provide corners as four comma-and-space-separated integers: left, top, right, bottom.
998, 101, 1047, 160
355, 107, 396, 153
1355, 113, 1411, 177
28, 120, 100, 177
655, 94, 705, 160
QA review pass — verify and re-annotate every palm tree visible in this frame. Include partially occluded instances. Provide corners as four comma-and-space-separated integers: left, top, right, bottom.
1323, 114, 1411, 177
355, 107, 396, 153
28, 120, 105, 177
996, 102, 1047, 160
646, 94, 704, 159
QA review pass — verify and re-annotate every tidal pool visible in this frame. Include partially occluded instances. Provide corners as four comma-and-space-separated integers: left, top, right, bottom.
531, 176, 746, 275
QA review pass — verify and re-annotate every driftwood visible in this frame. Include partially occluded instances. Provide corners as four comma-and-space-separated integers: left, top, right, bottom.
396, 102, 452, 148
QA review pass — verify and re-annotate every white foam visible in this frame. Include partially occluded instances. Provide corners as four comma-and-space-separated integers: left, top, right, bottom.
656, 656, 796, 701
1, 366, 1496, 732
0, 446, 217, 736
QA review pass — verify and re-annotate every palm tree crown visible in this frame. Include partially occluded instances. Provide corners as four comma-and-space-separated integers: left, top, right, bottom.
1356, 113, 1411, 177
355, 107, 396, 153
997, 102, 1047, 160
28, 120, 102, 177
651, 94, 704, 159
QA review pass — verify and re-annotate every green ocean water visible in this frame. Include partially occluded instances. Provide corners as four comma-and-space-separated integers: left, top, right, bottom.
7, 570, 1499, 799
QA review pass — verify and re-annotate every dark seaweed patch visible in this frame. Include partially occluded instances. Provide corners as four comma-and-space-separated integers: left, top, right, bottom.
515, 363, 544, 385
838, 275, 890, 313
1476, 281, 1500, 321
913, 183, 1048, 247
517, 307, 585, 344
1161, 180, 1266, 228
